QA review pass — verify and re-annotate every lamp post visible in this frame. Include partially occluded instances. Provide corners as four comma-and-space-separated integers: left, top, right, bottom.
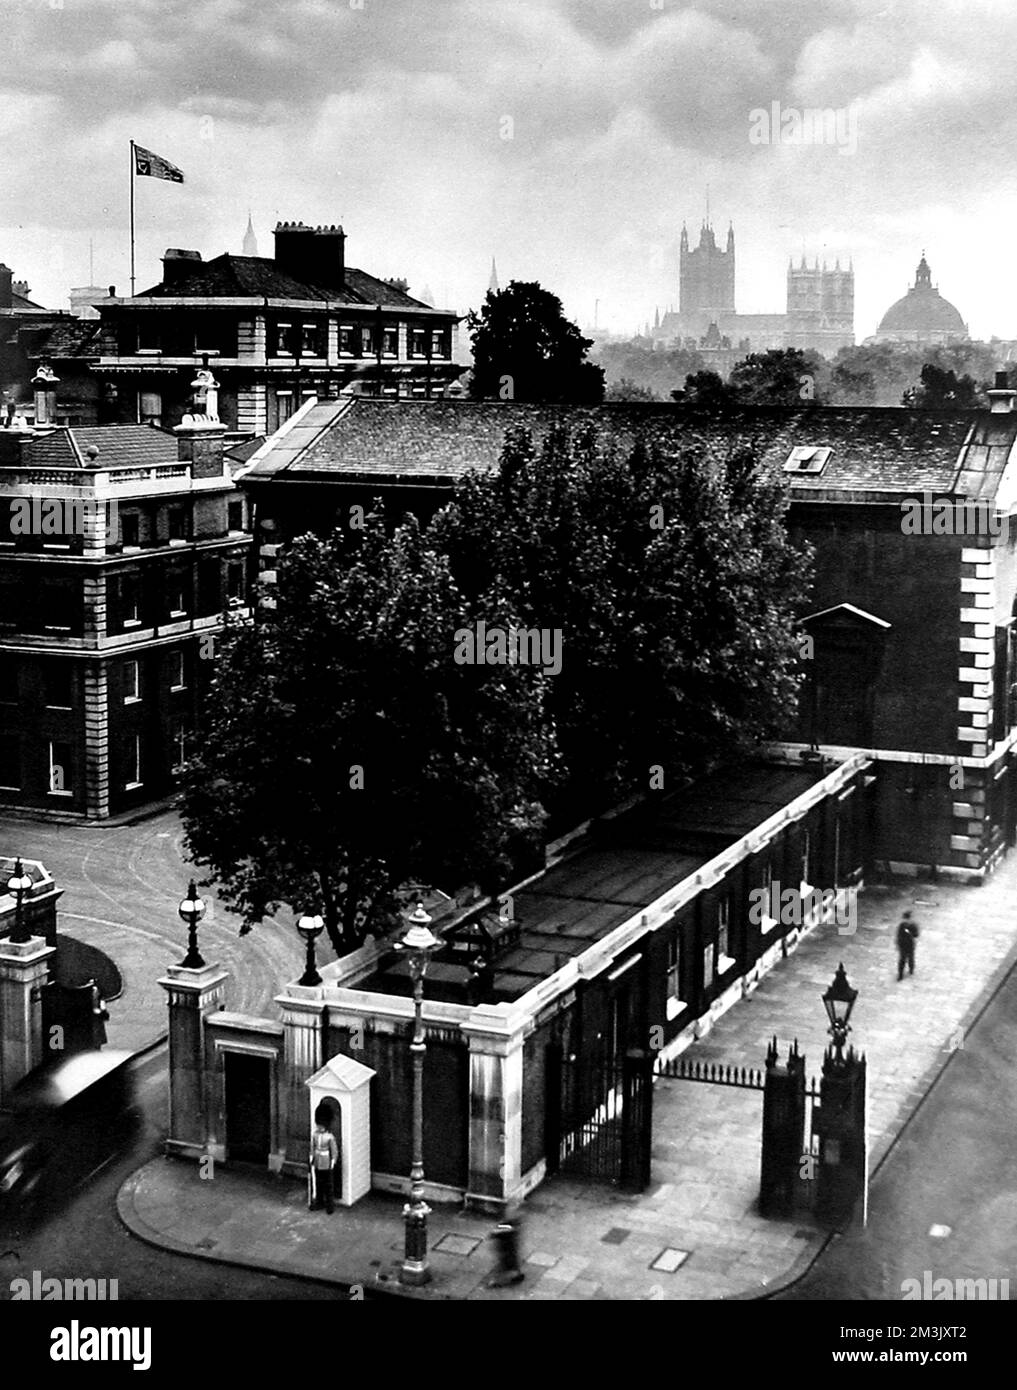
821, 961, 858, 1065
397, 903, 441, 1286
178, 880, 207, 969
296, 913, 324, 987
6, 859, 33, 945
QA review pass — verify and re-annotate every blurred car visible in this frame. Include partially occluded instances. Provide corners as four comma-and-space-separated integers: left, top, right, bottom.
0, 1049, 139, 1232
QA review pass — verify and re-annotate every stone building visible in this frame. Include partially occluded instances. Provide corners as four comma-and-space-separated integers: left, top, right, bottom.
94, 223, 464, 436
649, 219, 854, 360
1, 263, 102, 427
0, 385, 250, 820
869, 253, 968, 347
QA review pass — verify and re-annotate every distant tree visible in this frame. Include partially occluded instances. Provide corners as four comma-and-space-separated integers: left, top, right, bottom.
467, 281, 605, 403
430, 424, 811, 819
675, 370, 732, 406
903, 363, 981, 409
595, 341, 704, 399
830, 360, 877, 405
728, 348, 827, 405
180, 517, 554, 956
604, 377, 661, 402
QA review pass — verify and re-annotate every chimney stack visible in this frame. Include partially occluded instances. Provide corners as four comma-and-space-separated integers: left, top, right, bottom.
987, 370, 1017, 414
161, 249, 203, 287
0, 265, 13, 311
273, 222, 345, 290
32, 365, 59, 426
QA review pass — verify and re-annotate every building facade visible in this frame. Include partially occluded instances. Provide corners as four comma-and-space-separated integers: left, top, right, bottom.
0, 408, 250, 820
94, 223, 464, 436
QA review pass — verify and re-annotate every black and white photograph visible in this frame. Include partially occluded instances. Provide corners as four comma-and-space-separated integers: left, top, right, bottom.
0, 0, 1014, 1363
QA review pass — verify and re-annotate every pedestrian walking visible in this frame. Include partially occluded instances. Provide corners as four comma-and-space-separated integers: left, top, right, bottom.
487, 1214, 525, 1287
896, 910, 919, 980
308, 1111, 339, 1214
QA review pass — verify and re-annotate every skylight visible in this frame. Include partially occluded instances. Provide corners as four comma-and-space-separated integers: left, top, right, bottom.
784, 445, 832, 475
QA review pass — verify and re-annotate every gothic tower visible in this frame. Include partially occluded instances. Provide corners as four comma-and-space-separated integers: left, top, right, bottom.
679, 219, 735, 321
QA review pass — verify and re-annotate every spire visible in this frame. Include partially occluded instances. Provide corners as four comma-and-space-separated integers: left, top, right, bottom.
654, 306, 660, 329
242, 213, 259, 258
488, 256, 499, 295
727, 221, 734, 250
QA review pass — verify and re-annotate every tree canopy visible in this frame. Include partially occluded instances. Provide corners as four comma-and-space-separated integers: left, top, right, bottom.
467, 281, 605, 403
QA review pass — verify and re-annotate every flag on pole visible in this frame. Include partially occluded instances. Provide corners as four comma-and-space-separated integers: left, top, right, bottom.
133, 144, 184, 183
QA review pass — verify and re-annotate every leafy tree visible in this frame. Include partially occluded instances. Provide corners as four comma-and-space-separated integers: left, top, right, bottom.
180, 516, 555, 956
604, 377, 661, 402
902, 363, 981, 408
727, 348, 827, 405
429, 424, 811, 820
675, 369, 732, 406
467, 281, 605, 403
595, 341, 704, 399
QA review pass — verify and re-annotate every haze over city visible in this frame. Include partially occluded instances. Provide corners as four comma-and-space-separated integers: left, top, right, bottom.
3, 0, 1016, 337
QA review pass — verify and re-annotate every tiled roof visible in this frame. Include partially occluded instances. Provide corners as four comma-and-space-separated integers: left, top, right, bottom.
243, 399, 989, 496
21, 424, 178, 470
138, 254, 436, 310
26, 319, 102, 360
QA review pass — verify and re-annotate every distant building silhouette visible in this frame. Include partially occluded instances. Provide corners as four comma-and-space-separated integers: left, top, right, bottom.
868, 253, 968, 346
242, 213, 259, 258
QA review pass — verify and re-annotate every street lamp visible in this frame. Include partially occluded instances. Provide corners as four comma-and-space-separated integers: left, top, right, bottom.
178, 880, 207, 969
822, 962, 858, 1063
296, 913, 324, 987
396, 903, 441, 1286
6, 859, 33, 945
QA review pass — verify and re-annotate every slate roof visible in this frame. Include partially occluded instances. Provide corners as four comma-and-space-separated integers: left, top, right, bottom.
137, 254, 437, 310
360, 760, 829, 1003
241, 399, 996, 498
17, 424, 178, 470
25, 319, 102, 360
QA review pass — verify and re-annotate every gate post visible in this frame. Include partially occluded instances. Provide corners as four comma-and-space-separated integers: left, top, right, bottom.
759, 1036, 806, 1218
620, 1047, 653, 1193
814, 1045, 867, 1228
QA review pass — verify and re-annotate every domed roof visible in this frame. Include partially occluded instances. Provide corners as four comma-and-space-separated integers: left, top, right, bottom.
876, 254, 967, 336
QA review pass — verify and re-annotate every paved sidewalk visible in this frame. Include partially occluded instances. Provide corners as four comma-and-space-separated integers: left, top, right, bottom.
117, 857, 1017, 1300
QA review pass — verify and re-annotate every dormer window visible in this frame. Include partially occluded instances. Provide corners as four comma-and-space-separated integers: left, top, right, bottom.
784, 446, 832, 475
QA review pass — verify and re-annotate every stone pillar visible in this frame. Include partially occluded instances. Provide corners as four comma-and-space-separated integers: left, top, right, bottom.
158, 961, 229, 1159
814, 1046, 868, 1228
278, 991, 327, 1172
462, 1010, 525, 1213
759, 1036, 806, 1218
0, 935, 56, 1104
82, 659, 109, 820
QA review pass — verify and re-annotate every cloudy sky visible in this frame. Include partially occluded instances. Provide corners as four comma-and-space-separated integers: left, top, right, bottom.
4, 0, 1017, 340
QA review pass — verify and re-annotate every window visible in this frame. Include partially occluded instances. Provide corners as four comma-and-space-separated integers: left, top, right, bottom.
169, 649, 186, 691
0, 733, 20, 789
136, 317, 161, 352
666, 932, 685, 1020
273, 321, 294, 356
123, 660, 140, 703
226, 561, 245, 605
227, 499, 244, 533
410, 326, 428, 357
121, 511, 141, 548
0, 574, 18, 630
382, 327, 398, 356
339, 325, 357, 356
431, 328, 449, 358
125, 733, 142, 789
40, 579, 77, 633
277, 390, 295, 424
360, 325, 374, 356
44, 661, 73, 709
112, 572, 142, 628
301, 322, 323, 356
0, 657, 17, 703
49, 740, 72, 796
760, 859, 779, 934
167, 568, 189, 617
800, 830, 812, 895
717, 897, 735, 972
139, 393, 162, 426
702, 941, 716, 986
783, 446, 832, 475
167, 505, 188, 542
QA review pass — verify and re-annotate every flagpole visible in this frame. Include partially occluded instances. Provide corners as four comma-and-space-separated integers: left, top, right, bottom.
129, 139, 136, 296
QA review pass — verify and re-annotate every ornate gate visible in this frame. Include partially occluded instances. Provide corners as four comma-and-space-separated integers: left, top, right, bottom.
545, 1041, 653, 1190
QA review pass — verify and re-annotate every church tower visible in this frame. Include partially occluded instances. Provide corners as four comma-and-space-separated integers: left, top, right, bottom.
679, 217, 735, 325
